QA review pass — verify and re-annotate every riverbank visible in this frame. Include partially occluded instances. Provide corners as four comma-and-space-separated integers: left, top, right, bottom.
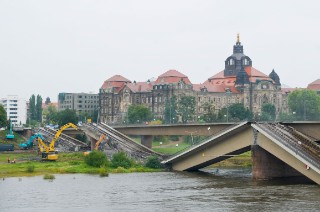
0, 151, 161, 178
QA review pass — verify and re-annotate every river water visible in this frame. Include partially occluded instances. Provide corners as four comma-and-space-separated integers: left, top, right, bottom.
0, 168, 319, 212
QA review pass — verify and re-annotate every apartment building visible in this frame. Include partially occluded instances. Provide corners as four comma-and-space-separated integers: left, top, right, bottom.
0, 95, 27, 126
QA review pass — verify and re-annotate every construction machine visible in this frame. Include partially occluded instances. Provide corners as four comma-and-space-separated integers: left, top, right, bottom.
6, 119, 14, 139
19, 133, 44, 150
83, 134, 107, 156
38, 123, 78, 161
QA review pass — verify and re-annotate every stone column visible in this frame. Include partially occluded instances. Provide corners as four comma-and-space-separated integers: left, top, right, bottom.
141, 135, 153, 149
251, 145, 303, 179
90, 137, 97, 151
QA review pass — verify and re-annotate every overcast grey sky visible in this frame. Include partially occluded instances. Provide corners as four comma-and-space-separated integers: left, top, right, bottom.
1, 0, 319, 102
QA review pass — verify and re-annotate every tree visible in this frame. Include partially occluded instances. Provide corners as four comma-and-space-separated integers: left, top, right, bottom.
218, 103, 252, 121
29, 95, 36, 121
177, 96, 196, 123
288, 89, 320, 120
28, 94, 43, 124
78, 109, 99, 123
260, 103, 276, 121
0, 104, 7, 128
43, 104, 58, 124
201, 102, 217, 123
56, 108, 78, 126
164, 95, 177, 124
127, 105, 152, 124
36, 95, 43, 122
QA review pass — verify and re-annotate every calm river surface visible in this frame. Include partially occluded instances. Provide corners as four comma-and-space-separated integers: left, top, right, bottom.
0, 168, 319, 212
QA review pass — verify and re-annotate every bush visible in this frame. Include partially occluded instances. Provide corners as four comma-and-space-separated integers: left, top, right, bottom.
84, 151, 108, 167
111, 152, 133, 169
26, 164, 35, 173
43, 174, 55, 180
169, 135, 179, 141
99, 167, 109, 177
145, 155, 163, 169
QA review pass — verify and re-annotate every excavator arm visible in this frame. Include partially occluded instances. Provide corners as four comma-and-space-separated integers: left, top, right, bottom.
95, 134, 107, 150
37, 137, 49, 153
49, 123, 78, 152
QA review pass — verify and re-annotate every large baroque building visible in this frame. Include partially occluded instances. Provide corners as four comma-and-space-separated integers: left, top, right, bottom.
99, 36, 287, 124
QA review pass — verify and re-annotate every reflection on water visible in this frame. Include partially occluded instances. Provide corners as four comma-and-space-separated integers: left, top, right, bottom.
0, 168, 319, 212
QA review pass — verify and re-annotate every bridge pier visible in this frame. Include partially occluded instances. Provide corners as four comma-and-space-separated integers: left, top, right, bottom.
141, 135, 153, 149
89, 137, 97, 151
251, 145, 304, 180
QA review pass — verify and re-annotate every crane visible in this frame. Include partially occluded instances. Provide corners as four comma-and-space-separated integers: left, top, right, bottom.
83, 134, 107, 156
19, 133, 44, 150
38, 123, 78, 161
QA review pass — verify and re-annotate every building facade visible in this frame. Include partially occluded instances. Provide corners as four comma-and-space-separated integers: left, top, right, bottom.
58, 92, 99, 114
0, 95, 27, 126
99, 36, 287, 124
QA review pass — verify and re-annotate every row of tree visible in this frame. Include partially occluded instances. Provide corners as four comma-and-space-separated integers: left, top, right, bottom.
28, 95, 43, 124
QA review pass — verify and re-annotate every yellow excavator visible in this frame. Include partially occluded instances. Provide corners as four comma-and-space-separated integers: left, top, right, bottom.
84, 134, 107, 156
38, 123, 78, 161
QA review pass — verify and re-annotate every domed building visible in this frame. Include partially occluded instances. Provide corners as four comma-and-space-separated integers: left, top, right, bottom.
307, 79, 320, 93
99, 35, 286, 123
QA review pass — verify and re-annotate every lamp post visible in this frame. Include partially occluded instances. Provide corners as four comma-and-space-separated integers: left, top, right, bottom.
186, 130, 197, 145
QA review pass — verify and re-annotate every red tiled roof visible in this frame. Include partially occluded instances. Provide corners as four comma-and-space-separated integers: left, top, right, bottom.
208, 70, 225, 80
194, 82, 239, 93
101, 75, 131, 89
205, 66, 275, 93
245, 67, 268, 77
125, 82, 153, 93
106, 75, 131, 82
158, 69, 187, 78
307, 79, 320, 90
155, 69, 192, 85
281, 88, 297, 94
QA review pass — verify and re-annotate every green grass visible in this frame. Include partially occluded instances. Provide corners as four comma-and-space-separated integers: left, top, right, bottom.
0, 130, 26, 149
153, 142, 191, 154
0, 151, 163, 178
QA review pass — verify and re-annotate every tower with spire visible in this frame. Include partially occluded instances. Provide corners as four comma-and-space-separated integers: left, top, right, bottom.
224, 34, 252, 77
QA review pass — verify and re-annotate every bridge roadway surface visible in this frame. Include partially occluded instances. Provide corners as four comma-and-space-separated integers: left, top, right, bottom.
80, 123, 162, 160
35, 127, 88, 151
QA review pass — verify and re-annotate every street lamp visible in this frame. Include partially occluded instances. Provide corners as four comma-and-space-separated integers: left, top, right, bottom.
292, 111, 296, 121
185, 130, 197, 145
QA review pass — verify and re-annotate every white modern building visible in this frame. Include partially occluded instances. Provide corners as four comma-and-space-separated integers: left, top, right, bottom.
0, 95, 27, 126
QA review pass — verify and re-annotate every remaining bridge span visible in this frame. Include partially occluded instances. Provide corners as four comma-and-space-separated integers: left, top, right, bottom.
162, 122, 251, 171
81, 123, 162, 161
163, 122, 320, 184
252, 123, 320, 184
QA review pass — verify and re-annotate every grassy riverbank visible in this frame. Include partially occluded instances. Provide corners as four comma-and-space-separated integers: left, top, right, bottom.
0, 151, 160, 178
